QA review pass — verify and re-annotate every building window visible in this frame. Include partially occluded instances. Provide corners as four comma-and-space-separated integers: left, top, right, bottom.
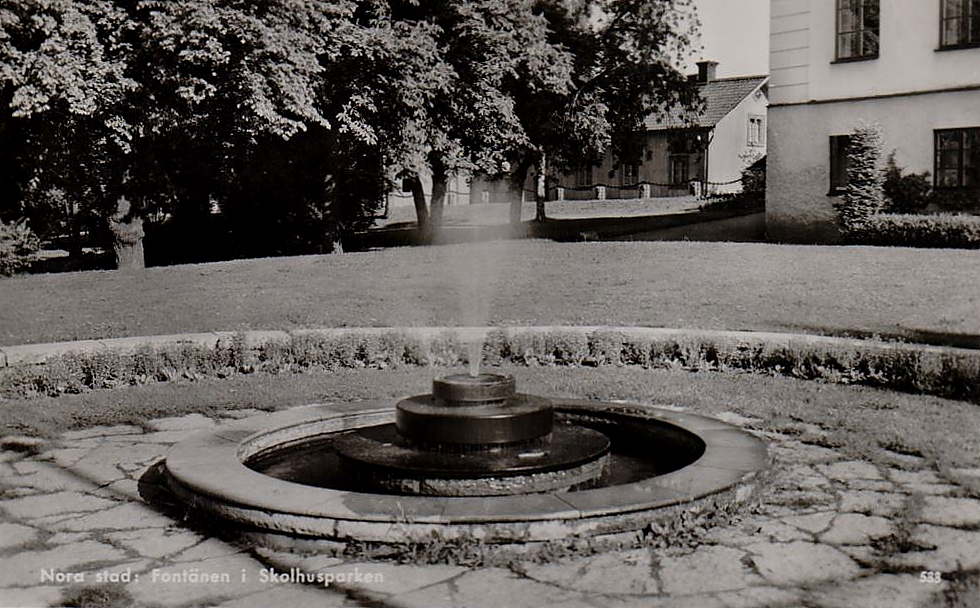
935, 128, 979, 189
619, 164, 638, 187
836, 0, 880, 60
574, 166, 593, 187
669, 156, 689, 186
940, 0, 980, 48
747, 115, 765, 146
829, 135, 852, 194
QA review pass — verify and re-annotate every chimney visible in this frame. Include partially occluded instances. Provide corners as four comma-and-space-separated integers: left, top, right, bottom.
696, 60, 718, 83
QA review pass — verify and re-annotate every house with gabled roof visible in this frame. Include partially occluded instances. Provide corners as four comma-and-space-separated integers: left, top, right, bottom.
554, 61, 769, 200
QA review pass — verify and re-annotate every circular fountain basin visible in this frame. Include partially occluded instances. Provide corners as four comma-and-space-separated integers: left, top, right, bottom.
163, 400, 769, 544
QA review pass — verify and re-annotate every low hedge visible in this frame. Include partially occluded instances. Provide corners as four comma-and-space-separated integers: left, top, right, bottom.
2, 328, 977, 404
851, 213, 980, 249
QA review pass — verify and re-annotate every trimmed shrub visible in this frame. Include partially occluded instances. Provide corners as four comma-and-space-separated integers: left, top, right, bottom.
1, 328, 977, 405
882, 153, 930, 214
0, 218, 41, 276
851, 213, 980, 248
835, 124, 885, 234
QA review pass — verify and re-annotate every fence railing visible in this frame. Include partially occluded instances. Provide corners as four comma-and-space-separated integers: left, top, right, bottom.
550, 179, 738, 201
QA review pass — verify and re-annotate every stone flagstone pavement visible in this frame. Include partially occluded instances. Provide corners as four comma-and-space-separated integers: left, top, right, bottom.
2, 405, 979, 608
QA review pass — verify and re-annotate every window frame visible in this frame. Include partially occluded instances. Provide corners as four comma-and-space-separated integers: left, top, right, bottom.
939, 0, 980, 49
574, 165, 594, 188
835, 0, 881, 62
619, 163, 639, 187
669, 155, 690, 187
747, 115, 766, 147
828, 135, 852, 195
934, 127, 980, 190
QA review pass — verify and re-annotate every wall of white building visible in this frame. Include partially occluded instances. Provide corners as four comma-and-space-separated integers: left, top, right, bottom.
770, 0, 980, 106
708, 85, 769, 190
768, 88, 980, 243
767, 0, 980, 242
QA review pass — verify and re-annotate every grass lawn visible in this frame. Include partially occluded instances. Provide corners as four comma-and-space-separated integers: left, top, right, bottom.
3, 365, 978, 491
2, 241, 977, 346
376, 197, 700, 227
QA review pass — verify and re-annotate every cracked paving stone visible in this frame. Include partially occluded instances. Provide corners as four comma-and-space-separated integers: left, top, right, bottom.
888, 469, 942, 485
47, 532, 90, 545
950, 467, 980, 482
0, 540, 128, 587
781, 511, 836, 534
902, 482, 961, 496
886, 525, 980, 572
393, 568, 581, 608
171, 538, 249, 562
44, 448, 91, 467
767, 489, 838, 510
6, 462, 110, 493
917, 496, 980, 528
820, 513, 893, 545
126, 555, 270, 608
310, 562, 467, 597
817, 460, 883, 481
144, 414, 216, 432
746, 541, 861, 586
659, 545, 762, 595
839, 545, 877, 564
769, 441, 842, 464
713, 586, 803, 608
2, 491, 119, 520
0, 586, 64, 608
52, 502, 174, 531
751, 518, 813, 542
0, 487, 41, 498
603, 594, 727, 608
844, 479, 897, 491
770, 464, 829, 490
125, 430, 199, 444
215, 584, 350, 607
809, 572, 942, 608
839, 491, 906, 516
93, 478, 141, 501
0, 522, 39, 550
522, 548, 659, 595
61, 426, 144, 441
105, 528, 205, 559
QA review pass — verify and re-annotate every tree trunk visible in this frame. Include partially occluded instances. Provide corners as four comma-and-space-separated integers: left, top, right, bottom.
509, 158, 533, 237
535, 153, 547, 222
109, 195, 145, 271
429, 164, 448, 244
409, 176, 430, 243
66, 199, 83, 259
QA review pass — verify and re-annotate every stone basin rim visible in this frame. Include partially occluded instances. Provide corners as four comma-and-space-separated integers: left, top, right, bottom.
163, 401, 769, 529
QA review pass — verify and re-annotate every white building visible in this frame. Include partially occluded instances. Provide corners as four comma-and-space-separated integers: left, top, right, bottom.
767, 0, 980, 243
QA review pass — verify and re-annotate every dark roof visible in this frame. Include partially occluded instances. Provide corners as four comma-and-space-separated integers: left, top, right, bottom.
643, 75, 768, 131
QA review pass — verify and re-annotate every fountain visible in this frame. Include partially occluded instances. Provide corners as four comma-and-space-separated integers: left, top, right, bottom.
162, 365, 769, 548
332, 372, 611, 496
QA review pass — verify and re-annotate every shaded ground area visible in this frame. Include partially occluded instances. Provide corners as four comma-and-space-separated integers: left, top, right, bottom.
1, 367, 978, 607
2, 241, 978, 346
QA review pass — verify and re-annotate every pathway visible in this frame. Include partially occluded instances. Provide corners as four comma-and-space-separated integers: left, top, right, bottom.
2, 406, 979, 608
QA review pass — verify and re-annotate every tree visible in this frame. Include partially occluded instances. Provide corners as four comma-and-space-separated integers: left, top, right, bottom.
2, 0, 379, 266
0, 0, 135, 261
326, 0, 700, 242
